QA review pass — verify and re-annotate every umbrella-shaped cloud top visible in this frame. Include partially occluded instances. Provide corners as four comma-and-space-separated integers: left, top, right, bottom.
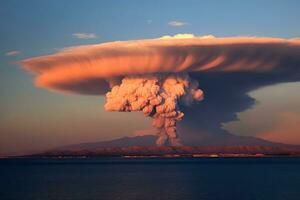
20, 34, 300, 95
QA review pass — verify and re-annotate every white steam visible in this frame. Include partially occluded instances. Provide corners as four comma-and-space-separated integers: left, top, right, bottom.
104, 73, 204, 146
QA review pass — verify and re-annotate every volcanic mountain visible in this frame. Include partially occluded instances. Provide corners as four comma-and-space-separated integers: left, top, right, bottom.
37, 135, 300, 157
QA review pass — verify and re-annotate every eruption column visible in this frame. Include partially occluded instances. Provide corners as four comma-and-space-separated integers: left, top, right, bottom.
104, 73, 204, 146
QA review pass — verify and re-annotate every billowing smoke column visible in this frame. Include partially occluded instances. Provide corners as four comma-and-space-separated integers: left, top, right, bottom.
104, 73, 203, 146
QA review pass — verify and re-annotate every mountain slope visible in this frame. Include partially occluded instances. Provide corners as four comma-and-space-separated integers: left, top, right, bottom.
57, 134, 296, 151
33, 134, 300, 157
58, 135, 156, 150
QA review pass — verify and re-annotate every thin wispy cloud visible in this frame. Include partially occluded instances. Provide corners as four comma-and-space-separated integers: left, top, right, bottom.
168, 21, 187, 27
72, 32, 97, 39
133, 129, 156, 136
5, 51, 20, 56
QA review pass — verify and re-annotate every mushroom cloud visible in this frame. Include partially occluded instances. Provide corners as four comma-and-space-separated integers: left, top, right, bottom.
20, 34, 300, 146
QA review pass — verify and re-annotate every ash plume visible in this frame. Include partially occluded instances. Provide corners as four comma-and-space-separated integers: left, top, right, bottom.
105, 73, 203, 146
19, 34, 300, 146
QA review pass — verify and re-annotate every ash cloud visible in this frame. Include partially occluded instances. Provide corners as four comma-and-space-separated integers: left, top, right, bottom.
20, 34, 300, 95
20, 34, 300, 146
105, 73, 203, 145
179, 71, 300, 146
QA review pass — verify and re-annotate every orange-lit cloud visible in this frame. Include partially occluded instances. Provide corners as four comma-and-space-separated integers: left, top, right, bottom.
20, 34, 300, 95
133, 129, 156, 136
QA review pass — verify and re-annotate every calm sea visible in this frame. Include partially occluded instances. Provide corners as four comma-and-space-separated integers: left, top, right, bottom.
0, 157, 300, 200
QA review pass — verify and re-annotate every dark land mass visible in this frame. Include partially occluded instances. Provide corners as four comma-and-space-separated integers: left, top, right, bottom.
28, 136, 300, 158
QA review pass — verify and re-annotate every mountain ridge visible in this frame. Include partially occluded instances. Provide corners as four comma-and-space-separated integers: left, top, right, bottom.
57, 135, 298, 150
35, 135, 300, 157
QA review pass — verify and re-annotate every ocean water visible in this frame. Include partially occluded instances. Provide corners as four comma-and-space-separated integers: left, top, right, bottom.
0, 157, 300, 200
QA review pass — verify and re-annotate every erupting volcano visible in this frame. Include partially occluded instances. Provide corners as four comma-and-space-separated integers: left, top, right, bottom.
19, 34, 300, 146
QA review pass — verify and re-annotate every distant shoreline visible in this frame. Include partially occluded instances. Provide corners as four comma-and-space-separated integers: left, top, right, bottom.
3, 144, 300, 159
2, 154, 300, 160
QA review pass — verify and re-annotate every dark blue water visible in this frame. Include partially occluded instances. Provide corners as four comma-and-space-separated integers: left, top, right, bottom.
1, 157, 300, 200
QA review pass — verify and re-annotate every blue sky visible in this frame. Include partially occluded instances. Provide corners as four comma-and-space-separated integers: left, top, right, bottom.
1, 0, 300, 155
